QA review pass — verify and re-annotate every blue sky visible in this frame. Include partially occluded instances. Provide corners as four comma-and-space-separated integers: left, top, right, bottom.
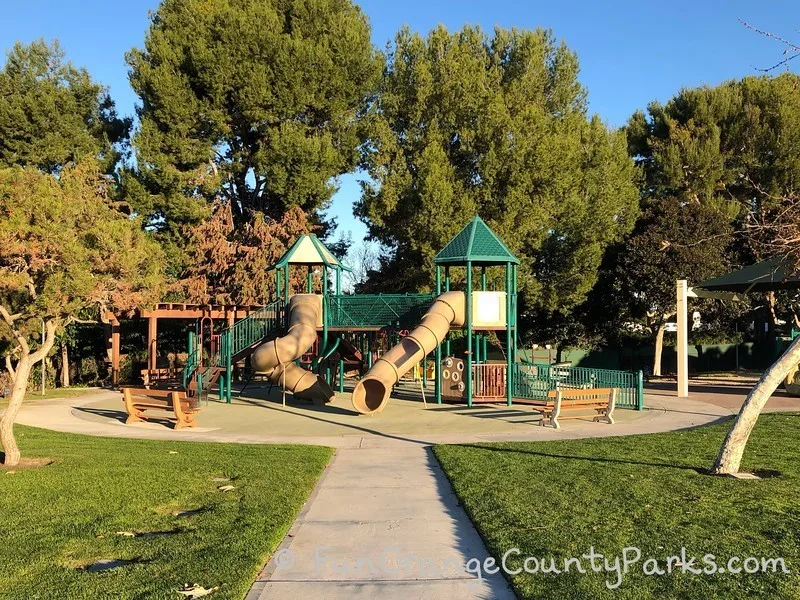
2, 0, 799, 244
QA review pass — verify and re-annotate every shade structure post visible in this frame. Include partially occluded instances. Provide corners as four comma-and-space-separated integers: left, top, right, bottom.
147, 316, 158, 371
677, 279, 689, 398
110, 320, 120, 386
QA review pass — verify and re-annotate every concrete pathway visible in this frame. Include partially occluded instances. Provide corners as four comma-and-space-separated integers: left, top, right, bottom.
12, 384, 796, 599
247, 446, 514, 599
14, 388, 739, 448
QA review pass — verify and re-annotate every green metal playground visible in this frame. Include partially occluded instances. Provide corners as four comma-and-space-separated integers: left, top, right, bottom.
168, 217, 643, 418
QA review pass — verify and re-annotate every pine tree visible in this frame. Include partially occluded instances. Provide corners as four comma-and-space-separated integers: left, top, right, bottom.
127, 0, 383, 233
357, 25, 639, 317
0, 40, 130, 174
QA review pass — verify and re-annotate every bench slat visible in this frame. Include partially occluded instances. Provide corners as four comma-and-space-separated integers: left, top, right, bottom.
534, 388, 617, 429
122, 387, 200, 430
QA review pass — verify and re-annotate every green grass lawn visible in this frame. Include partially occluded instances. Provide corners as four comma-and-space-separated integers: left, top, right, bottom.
435, 414, 800, 599
0, 426, 332, 599
23, 387, 107, 401
0, 387, 105, 409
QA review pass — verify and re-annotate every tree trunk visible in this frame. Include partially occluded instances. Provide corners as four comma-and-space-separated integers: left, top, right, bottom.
766, 291, 777, 343
0, 319, 57, 467
652, 324, 665, 377
712, 335, 800, 475
0, 355, 32, 466
60, 343, 70, 388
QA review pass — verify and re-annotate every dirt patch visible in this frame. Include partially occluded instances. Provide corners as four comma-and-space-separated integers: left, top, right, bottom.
172, 508, 207, 518
0, 457, 54, 470
80, 558, 147, 572
113, 529, 182, 538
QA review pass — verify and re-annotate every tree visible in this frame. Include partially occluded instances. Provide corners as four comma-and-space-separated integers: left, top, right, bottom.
0, 161, 165, 466
600, 198, 733, 375
619, 72, 800, 376
0, 39, 130, 174
343, 239, 380, 293
626, 72, 800, 258
357, 25, 639, 318
712, 184, 800, 473
180, 205, 311, 305
706, 123, 800, 471
127, 0, 383, 234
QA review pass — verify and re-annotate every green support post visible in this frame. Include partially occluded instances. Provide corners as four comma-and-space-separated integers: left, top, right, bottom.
512, 264, 518, 370
306, 265, 313, 293
465, 263, 473, 407
435, 265, 442, 404
444, 266, 451, 359
339, 358, 345, 393
226, 333, 233, 403
505, 263, 513, 406
636, 370, 644, 410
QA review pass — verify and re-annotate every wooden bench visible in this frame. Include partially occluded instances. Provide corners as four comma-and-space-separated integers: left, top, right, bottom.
530, 387, 617, 429
122, 387, 201, 430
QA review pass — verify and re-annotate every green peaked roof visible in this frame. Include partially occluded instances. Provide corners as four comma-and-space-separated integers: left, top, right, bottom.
434, 216, 519, 265
268, 234, 351, 271
697, 256, 800, 292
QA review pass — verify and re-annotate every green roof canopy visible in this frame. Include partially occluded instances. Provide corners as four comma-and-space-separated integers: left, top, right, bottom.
268, 234, 351, 271
696, 256, 800, 293
434, 216, 519, 266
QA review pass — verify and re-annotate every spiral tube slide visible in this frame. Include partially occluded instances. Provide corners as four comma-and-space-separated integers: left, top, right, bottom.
351, 291, 466, 414
250, 294, 335, 404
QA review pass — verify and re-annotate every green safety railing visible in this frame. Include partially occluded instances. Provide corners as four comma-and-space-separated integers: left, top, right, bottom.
514, 363, 644, 409
181, 299, 285, 402
181, 348, 200, 390
221, 298, 284, 359
325, 294, 437, 329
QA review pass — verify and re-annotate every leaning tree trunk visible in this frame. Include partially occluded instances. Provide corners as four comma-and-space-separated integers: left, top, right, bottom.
652, 324, 666, 377
60, 343, 70, 388
0, 319, 56, 467
0, 355, 33, 466
712, 335, 800, 475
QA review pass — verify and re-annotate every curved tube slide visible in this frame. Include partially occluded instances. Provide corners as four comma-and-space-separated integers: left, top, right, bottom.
351, 291, 466, 415
250, 294, 335, 404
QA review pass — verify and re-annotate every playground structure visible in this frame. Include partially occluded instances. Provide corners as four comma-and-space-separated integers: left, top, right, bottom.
143, 217, 644, 414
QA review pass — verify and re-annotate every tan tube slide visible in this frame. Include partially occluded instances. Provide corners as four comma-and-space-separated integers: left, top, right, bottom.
351, 291, 466, 415
250, 294, 335, 405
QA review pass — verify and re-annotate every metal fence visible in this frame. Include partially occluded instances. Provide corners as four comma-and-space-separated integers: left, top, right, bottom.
514, 363, 644, 409
325, 294, 437, 329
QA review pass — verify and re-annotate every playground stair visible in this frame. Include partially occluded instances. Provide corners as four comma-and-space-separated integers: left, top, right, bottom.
334, 337, 364, 368
182, 299, 285, 400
